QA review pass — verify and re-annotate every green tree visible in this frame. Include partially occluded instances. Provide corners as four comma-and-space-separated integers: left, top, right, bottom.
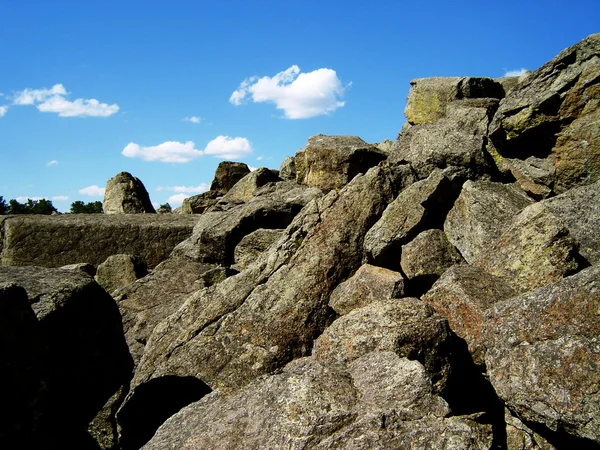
70, 200, 103, 214
8, 199, 30, 214
157, 203, 172, 214
0, 196, 8, 215
7, 198, 57, 215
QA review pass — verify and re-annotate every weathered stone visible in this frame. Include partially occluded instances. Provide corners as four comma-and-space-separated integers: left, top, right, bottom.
279, 156, 296, 181
494, 76, 521, 96
444, 180, 534, 263
489, 33, 600, 194
329, 264, 404, 315
180, 190, 220, 214
505, 409, 554, 450
404, 76, 504, 125
95, 254, 147, 294
313, 297, 454, 395
209, 161, 251, 195
482, 264, 600, 443
103, 171, 155, 214
445, 98, 500, 135
376, 139, 395, 154
401, 229, 463, 289
422, 265, 516, 365
363, 167, 464, 267
218, 167, 281, 204
60, 262, 97, 277
295, 134, 387, 191
0, 267, 132, 447
233, 228, 284, 271
474, 202, 584, 294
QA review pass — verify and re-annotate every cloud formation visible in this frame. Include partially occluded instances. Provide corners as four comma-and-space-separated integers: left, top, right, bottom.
157, 183, 209, 194
46, 160, 58, 167
168, 193, 189, 206
16, 196, 42, 202
79, 185, 105, 196
123, 136, 253, 163
12, 84, 119, 117
504, 68, 529, 77
52, 195, 69, 201
0, 106, 7, 117
230, 65, 348, 119
183, 116, 202, 123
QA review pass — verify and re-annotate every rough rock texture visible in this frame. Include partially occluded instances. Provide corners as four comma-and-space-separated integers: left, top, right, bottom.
143, 355, 492, 450
0, 214, 199, 269
103, 172, 156, 214
180, 190, 220, 215
404, 77, 504, 125
279, 156, 297, 181
445, 98, 500, 135
400, 229, 464, 291
329, 264, 404, 315
505, 409, 554, 450
209, 161, 251, 195
95, 254, 147, 294
422, 265, 516, 365
0, 267, 132, 448
218, 167, 281, 204
489, 33, 600, 195
482, 264, 600, 443
474, 202, 584, 294
233, 228, 284, 271
363, 167, 462, 267
313, 297, 455, 395
295, 134, 388, 191
444, 180, 535, 263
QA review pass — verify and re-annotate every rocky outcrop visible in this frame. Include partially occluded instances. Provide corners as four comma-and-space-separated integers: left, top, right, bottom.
209, 161, 251, 195
180, 190, 220, 214
279, 156, 296, 181
103, 172, 155, 214
233, 228, 284, 271
217, 167, 281, 204
95, 254, 147, 294
0, 214, 199, 269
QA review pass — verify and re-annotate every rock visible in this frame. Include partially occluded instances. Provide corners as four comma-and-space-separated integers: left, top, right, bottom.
218, 167, 281, 204
444, 180, 534, 263
233, 228, 284, 271
313, 297, 454, 395
445, 98, 500, 135
474, 202, 584, 294
295, 134, 388, 191
180, 190, 220, 214
404, 76, 504, 125
60, 262, 97, 277
209, 161, 251, 195
489, 33, 600, 195
0, 214, 199, 269
95, 254, 147, 294
142, 355, 491, 450
103, 171, 155, 214
279, 156, 296, 181
0, 266, 133, 447
505, 409, 554, 450
422, 265, 516, 365
400, 229, 464, 292
482, 264, 600, 443
363, 167, 464, 268
329, 264, 404, 315
494, 76, 521, 96
376, 139, 395, 154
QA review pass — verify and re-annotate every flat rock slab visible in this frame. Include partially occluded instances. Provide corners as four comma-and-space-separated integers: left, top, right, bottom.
0, 214, 200, 269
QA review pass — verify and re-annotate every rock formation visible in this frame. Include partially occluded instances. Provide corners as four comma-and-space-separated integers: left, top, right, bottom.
103, 172, 155, 214
1, 33, 599, 450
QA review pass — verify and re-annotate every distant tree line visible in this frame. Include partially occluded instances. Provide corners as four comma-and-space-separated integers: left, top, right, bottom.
0, 196, 104, 214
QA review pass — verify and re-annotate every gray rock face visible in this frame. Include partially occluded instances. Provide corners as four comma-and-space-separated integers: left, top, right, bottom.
295, 134, 388, 191
444, 180, 534, 263
422, 265, 516, 365
95, 254, 147, 294
0, 267, 132, 448
180, 190, 220, 214
482, 264, 600, 443
209, 161, 251, 195
279, 156, 297, 181
218, 167, 281, 204
142, 354, 491, 450
489, 33, 600, 195
0, 214, 199, 269
233, 228, 284, 271
329, 264, 404, 315
103, 171, 156, 214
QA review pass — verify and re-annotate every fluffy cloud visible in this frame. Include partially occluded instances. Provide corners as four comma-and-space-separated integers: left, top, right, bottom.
16, 196, 42, 202
46, 160, 58, 167
204, 136, 253, 159
79, 185, 105, 196
504, 68, 529, 77
122, 141, 203, 163
12, 84, 119, 117
168, 193, 189, 206
157, 183, 209, 194
230, 65, 348, 119
0, 106, 7, 117
52, 195, 69, 201
183, 116, 202, 124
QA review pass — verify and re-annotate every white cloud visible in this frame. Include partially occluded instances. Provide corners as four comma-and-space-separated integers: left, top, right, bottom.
183, 116, 202, 124
256, 156, 264, 161
16, 196, 43, 202
122, 141, 203, 163
79, 185, 105, 196
204, 136, 253, 159
504, 68, 529, 77
230, 65, 348, 119
168, 193, 189, 206
12, 83, 119, 117
46, 160, 58, 167
0, 106, 7, 117
157, 183, 209, 194
248, 166, 258, 172
52, 195, 69, 201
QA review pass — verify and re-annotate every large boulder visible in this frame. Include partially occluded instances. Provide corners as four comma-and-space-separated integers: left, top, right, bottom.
482, 264, 600, 444
0, 267, 132, 448
294, 134, 388, 191
180, 190, 220, 214
103, 171, 155, 214
444, 180, 534, 263
0, 214, 199, 269
489, 33, 600, 196
217, 167, 281, 205
95, 253, 147, 294
209, 161, 251, 195
278, 156, 297, 181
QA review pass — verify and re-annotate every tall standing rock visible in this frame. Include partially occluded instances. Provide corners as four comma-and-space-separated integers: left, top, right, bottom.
209, 161, 251, 195
103, 172, 155, 214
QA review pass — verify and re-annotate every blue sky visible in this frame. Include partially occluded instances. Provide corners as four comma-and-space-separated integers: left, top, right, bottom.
1, 0, 598, 211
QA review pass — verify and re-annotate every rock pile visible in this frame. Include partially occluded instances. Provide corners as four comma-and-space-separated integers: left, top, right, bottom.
1, 33, 599, 450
